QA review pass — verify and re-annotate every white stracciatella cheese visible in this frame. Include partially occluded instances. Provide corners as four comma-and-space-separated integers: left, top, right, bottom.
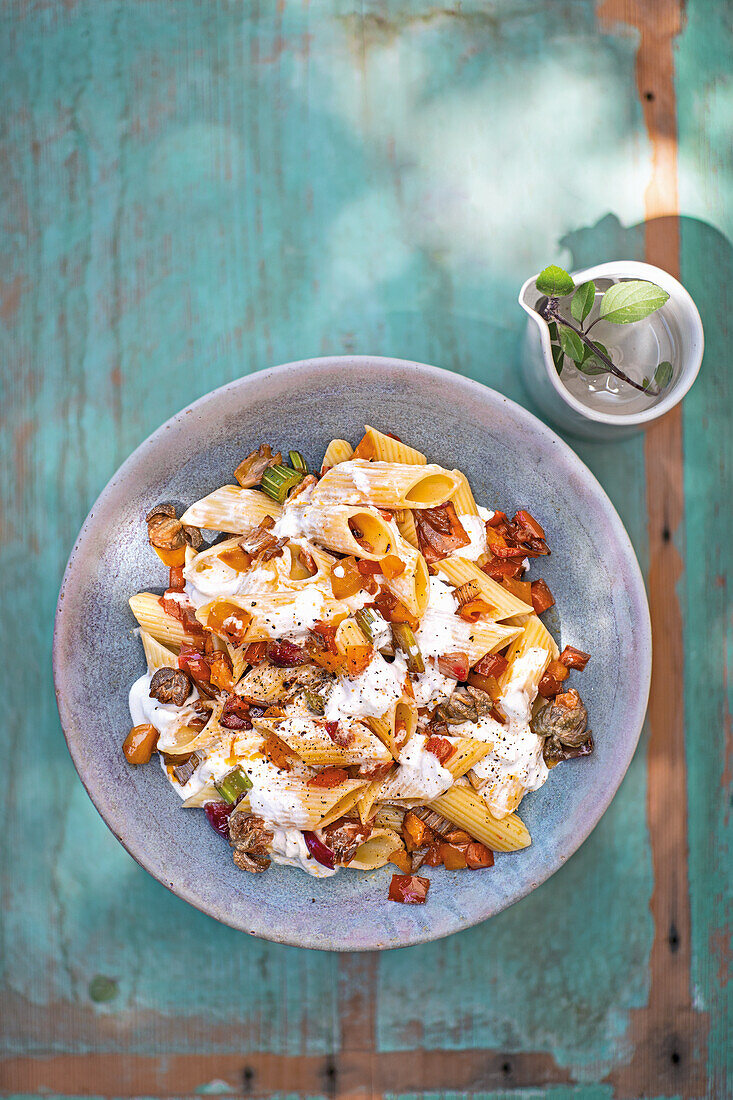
325, 652, 405, 720
462, 645, 551, 815
380, 733, 454, 802
128, 673, 200, 751
416, 576, 472, 658
269, 826, 338, 878
453, 513, 488, 561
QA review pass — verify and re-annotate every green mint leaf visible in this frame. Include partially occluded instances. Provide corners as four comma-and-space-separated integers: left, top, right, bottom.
547, 321, 558, 340
577, 358, 608, 376
558, 325, 585, 363
598, 280, 670, 324
535, 265, 575, 297
571, 281, 596, 324
642, 377, 650, 389
654, 360, 673, 388
551, 340, 564, 374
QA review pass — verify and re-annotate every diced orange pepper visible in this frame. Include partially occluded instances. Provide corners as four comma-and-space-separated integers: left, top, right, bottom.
380, 554, 406, 580
153, 545, 187, 567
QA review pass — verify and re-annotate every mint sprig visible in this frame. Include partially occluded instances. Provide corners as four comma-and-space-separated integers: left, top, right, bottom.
533, 265, 671, 396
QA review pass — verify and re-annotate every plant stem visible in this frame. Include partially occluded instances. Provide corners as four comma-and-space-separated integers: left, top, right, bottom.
540, 300, 659, 396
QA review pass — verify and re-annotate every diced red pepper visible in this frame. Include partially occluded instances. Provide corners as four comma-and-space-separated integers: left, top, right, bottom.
531, 578, 555, 614
310, 620, 339, 654
168, 565, 185, 591
481, 557, 524, 580
514, 510, 545, 539
425, 736, 455, 766
178, 648, 211, 683
357, 559, 382, 576
308, 767, 349, 788
559, 645, 590, 670
388, 874, 430, 904
244, 641, 269, 665
473, 652, 508, 678
502, 576, 532, 603
465, 841, 494, 869
413, 502, 470, 564
440, 842, 467, 870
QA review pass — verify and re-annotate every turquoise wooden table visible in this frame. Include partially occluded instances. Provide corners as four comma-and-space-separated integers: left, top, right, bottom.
1, 1, 730, 1097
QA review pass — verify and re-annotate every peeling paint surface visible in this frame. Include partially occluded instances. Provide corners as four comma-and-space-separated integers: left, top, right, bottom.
0, 0, 730, 1097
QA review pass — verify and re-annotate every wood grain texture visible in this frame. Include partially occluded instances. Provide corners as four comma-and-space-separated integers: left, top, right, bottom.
0, 0, 730, 1097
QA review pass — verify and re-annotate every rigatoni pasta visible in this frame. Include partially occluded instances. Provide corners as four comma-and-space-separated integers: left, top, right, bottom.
124, 427, 593, 904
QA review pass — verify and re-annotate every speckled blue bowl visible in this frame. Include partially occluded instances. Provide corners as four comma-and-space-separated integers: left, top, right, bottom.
53, 356, 651, 950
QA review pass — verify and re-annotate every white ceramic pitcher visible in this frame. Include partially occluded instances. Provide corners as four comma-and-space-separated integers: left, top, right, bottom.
519, 260, 704, 441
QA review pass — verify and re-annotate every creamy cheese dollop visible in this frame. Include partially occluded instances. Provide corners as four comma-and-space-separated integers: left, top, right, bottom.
416, 576, 472, 658
452, 513, 488, 561
324, 652, 405, 721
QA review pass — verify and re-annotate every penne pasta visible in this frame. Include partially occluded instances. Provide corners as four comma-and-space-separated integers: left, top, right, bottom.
180, 486, 282, 533
140, 630, 178, 672
429, 784, 531, 852
465, 622, 524, 666
321, 438, 354, 472
347, 828, 404, 870
498, 613, 559, 692
450, 470, 479, 516
361, 425, 427, 465
311, 460, 461, 510
436, 558, 533, 620
394, 508, 419, 549
129, 593, 198, 646
446, 738, 493, 779
296, 503, 398, 561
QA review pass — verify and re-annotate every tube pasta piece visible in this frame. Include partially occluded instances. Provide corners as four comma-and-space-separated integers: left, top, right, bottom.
394, 508, 419, 549
436, 558, 533, 619
346, 828, 404, 870
357, 778, 392, 823
321, 438, 354, 472
140, 630, 178, 673
310, 460, 461, 510
129, 593, 199, 646
498, 613, 559, 692
181, 783, 221, 808
382, 526, 430, 617
450, 470, 479, 516
465, 622, 524, 666
297, 503, 398, 561
185, 537, 279, 597
469, 773, 526, 819
365, 696, 417, 758
361, 425, 427, 465
180, 486, 282, 533
258, 717, 391, 766
429, 784, 531, 852
312, 782, 368, 829
197, 590, 348, 643
371, 804, 405, 831
446, 738, 493, 779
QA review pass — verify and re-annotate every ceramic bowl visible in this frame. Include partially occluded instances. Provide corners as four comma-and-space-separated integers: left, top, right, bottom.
53, 356, 651, 950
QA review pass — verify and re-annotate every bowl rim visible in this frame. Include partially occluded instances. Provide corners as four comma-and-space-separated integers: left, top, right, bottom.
53, 355, 652, 949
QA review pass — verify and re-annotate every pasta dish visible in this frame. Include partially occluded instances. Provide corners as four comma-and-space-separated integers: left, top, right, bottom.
125, 426, 593, 904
